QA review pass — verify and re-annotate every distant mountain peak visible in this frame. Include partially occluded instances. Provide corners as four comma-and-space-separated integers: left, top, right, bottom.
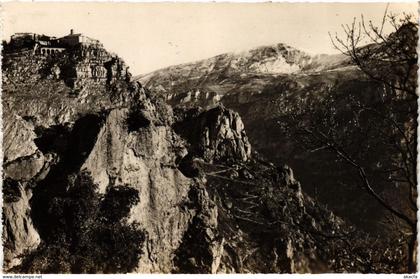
136, 42, 349, 87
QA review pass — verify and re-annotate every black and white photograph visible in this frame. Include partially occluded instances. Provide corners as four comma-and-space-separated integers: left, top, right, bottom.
1, 1, 418, 274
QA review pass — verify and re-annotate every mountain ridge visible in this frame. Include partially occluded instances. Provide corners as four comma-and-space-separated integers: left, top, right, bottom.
137, 42, 350, 85
130, 35, 396, 236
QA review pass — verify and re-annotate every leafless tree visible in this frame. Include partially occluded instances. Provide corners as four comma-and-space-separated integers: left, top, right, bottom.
330, 6, 417, 96
330, 10, 418, 272
283, 10, 417, 272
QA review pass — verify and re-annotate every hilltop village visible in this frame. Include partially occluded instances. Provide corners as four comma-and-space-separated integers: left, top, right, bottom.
6, 29, 103, 55
3, 30, 131, 89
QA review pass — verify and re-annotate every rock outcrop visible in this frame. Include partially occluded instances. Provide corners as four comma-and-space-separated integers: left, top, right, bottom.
173, 106, 251, 163
3, 179, 41, 269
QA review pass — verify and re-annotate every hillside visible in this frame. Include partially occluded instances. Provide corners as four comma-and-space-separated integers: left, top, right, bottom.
136, 42, 387, 231
136, 22, 419, 275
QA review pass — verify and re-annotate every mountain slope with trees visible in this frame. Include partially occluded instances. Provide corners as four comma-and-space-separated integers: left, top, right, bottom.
137, 15, 418, 272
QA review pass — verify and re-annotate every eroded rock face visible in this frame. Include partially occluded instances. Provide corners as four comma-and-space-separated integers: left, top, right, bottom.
82, 108, 194, 273
1, 40, 137, 271
173, 182, 222, 273
3, 108, 52, 268
174, 106, 252, 163
3, 180, 40, 269
3, 109, 39, 165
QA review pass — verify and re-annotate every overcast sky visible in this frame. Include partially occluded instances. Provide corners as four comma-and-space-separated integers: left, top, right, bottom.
2, 2, 417, 74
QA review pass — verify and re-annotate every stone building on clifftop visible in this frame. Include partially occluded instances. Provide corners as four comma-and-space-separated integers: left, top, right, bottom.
6, 29, 103, 56
58, 29, 103, 48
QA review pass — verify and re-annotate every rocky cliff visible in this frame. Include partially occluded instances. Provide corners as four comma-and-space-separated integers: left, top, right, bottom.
2, 35, 405, 273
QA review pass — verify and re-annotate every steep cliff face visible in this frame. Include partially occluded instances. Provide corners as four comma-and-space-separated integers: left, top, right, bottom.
2, 41, 138, 271
81, 107, 194, 273
3, 179, 41, 269
2, 35, 402, 274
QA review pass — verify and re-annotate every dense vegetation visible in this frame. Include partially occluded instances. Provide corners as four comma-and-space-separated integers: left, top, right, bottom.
17, 172, 145, 273
282, 16, 418, 271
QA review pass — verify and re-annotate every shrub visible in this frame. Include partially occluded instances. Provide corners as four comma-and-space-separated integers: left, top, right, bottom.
18, 171, 145, 273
